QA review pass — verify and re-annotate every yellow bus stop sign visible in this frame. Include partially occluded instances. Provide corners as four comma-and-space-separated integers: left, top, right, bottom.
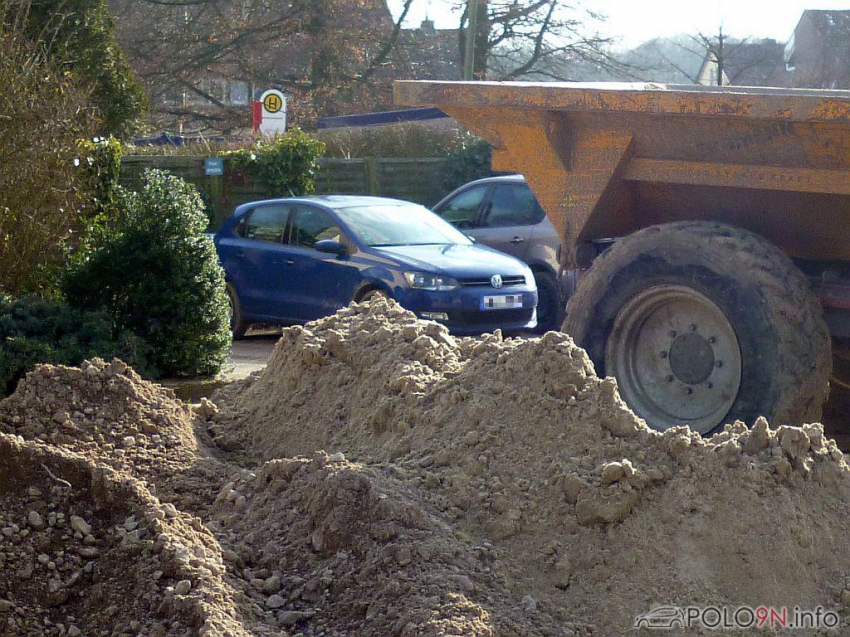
263, 93, 283, 114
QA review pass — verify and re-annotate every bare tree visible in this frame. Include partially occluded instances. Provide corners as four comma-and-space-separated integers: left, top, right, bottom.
108, 0, 415, 131
448, 0, 617, 81
650, 27, 783, 86
0, 5, 97, 294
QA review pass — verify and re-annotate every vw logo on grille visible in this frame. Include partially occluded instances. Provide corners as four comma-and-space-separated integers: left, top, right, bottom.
490, 274, 503, 288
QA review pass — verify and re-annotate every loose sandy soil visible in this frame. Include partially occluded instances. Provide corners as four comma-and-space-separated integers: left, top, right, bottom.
2, 299, 850, 636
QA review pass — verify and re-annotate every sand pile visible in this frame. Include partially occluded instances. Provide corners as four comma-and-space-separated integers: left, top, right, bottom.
213, 298, 850, 634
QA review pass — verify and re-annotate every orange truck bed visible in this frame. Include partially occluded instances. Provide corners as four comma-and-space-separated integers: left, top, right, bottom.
395, 81, 850, 266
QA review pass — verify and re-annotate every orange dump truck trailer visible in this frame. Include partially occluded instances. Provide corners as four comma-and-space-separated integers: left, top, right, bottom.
395, 80, 850, 434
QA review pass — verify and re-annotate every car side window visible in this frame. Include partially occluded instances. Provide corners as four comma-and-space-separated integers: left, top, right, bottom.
437, 186, 487, 229
243, 205, 289, 243
480, 184, 545, 228
288, 206, 343, 249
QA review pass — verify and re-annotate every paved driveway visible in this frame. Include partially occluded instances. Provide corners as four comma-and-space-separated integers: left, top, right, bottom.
227, 331, 280, 379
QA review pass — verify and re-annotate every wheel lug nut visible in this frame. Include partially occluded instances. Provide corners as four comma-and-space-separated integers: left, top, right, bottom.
669, 330, 677, 338
685, 387, 693, 394
660, 351, 668, 359
716, 360, 723, 368
707, 382, 714, 389
708, 337, 716, 344
690, 324, 697, 331
666, 375, 674, 383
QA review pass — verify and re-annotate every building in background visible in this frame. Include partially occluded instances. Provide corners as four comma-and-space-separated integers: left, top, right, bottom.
784, 10, 850, 89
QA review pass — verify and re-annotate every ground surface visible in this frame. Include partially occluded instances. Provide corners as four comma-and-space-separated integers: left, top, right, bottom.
227, 332, 281, 378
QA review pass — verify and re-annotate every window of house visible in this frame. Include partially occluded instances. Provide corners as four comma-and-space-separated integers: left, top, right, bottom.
229, 81, 250, 105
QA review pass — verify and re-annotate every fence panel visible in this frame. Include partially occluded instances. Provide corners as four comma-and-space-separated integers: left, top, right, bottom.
120, 155, 450, 229
315, 159, 370, 195
375, 158, 448, 207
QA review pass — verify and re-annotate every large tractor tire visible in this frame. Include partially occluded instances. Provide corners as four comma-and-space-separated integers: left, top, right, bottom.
563, 222, 831, 434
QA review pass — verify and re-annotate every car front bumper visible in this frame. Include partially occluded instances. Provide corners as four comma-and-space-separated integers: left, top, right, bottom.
395, 286, 538, 335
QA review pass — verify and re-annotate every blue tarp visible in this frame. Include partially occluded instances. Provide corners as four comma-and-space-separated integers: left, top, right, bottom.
133, 132, 225, 146
317, 107, 449, 129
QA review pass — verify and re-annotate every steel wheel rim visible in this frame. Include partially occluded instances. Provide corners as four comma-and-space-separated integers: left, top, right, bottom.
605, 285, 742, 433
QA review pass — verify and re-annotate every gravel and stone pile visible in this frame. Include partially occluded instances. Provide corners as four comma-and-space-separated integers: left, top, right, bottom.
0, 435, 250, 637
0, 358, 197, 482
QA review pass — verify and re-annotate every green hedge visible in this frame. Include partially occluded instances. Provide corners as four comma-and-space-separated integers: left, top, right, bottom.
74, 136, 125, 259
222, 129, 325, 196
23, 0, 148, 138
441, 134, 494, 192
0, 297, 147, 396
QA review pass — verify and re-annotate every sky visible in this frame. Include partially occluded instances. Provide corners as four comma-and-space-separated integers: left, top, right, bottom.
387, 0, 850, 49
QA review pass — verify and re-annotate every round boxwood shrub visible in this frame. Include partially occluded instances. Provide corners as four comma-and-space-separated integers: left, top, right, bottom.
63, 169, 231, 378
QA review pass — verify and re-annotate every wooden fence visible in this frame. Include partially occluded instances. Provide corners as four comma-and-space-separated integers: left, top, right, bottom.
120, 155, 450, 229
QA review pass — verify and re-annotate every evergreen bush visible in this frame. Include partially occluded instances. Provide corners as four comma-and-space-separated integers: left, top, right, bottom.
63, 170, 231, 378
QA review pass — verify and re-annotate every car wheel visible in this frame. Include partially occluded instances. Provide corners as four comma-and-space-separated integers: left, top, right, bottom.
226, 283, 249, 340
531, 270, 564, 334
359, 288, 389, 303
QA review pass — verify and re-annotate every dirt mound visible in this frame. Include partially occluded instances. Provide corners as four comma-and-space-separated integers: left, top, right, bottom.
0, 434, 250, 637
214, 298, 850, 634
209, 451, 564, 637
0, 358, 197, 478
5, 299, 850, 635
0, 358, 235, 516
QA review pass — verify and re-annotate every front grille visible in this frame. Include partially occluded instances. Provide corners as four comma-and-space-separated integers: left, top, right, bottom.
448, 308, 534, 326
459, 275, 526, 287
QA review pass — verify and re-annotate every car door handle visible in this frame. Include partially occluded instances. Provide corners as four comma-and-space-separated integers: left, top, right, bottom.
510, 236, 525, 244
236, 250, 246, 259
284, 259, 295, 265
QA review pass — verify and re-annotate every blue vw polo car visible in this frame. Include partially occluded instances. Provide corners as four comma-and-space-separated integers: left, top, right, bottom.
214, 195, 538, 337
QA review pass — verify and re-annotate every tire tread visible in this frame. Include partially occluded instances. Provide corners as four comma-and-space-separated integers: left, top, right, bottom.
564, 221, 831, 427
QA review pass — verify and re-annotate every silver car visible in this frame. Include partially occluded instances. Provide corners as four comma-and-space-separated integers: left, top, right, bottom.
433, 175, 571, 332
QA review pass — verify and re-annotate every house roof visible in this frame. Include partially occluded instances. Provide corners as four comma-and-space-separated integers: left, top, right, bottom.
800, 9, 850, 34
395, 23, 463, 80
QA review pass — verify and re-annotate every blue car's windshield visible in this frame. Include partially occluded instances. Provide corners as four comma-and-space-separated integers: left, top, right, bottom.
339, 203, 472, 247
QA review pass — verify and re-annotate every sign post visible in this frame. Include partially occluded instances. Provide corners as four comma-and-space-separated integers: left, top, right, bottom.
257, 89, 287, 137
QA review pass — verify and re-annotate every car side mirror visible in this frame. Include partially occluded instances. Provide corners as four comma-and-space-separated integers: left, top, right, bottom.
314, 239, 347, 256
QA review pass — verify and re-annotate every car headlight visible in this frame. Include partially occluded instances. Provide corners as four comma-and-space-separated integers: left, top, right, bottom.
404, 272, 460, 291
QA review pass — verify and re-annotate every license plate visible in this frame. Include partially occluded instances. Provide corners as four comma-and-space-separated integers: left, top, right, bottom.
481, 294, 523, 310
